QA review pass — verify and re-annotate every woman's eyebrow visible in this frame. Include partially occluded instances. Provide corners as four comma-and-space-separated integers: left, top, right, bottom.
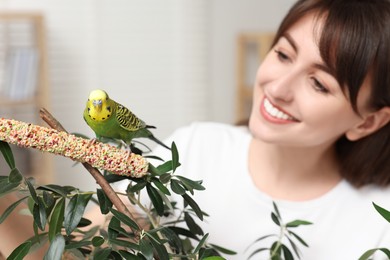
284, 32, 334, 76
283, 33, 298, 53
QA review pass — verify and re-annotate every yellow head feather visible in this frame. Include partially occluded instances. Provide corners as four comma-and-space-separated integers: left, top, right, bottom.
87, 89, 113, 122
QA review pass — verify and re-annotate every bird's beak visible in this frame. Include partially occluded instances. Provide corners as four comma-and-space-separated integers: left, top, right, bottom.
92, 100, 103, 112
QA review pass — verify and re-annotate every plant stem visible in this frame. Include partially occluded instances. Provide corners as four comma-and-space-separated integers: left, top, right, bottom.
39, 108, 141, 238
269, 224, 285, 259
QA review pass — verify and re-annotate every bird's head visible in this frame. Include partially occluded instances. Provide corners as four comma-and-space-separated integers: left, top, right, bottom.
88, 89, 108, 112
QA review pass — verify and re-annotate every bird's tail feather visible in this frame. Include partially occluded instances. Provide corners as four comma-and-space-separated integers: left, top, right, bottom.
150, 135, 170, 150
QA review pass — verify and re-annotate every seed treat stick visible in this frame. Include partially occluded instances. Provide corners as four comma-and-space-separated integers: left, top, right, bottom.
0, 116, 148, 178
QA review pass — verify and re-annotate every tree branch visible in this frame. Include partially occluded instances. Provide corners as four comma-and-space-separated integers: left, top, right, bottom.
39, 108, 140, 236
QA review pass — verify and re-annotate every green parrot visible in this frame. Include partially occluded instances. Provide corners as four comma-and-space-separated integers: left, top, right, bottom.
83, 89, 170, 151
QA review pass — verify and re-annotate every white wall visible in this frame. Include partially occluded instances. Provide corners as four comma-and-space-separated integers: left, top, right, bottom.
209, 0, 296, 123
0, 0, 296, 191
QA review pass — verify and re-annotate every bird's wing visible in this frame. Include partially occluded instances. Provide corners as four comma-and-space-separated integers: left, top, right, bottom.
115, 102, 146, 131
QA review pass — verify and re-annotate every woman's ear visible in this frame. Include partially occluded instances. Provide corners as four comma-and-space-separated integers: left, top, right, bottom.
346, 106, 390, 141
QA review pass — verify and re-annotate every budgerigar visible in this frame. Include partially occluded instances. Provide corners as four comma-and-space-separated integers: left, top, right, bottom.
83, 89, 170, 151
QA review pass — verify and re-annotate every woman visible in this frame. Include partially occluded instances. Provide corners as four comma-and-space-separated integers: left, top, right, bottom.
148, 0, 390, 259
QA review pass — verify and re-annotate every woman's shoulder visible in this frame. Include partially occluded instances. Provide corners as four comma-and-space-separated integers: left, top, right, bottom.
163, 121, 251, 160
359, 184, 390, 210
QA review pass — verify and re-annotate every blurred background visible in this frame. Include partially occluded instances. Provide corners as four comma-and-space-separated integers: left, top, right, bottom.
0, 0, 295, 191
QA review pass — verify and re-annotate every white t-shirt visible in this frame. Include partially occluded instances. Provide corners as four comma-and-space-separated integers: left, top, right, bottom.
128, 122, 390, 260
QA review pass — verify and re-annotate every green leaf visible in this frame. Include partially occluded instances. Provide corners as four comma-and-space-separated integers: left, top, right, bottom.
170, 179, 186, 195
146, 184, 164, 216
209, 243, 237, 255
92, 236, 105, 247
33, 198, 47, 231
104, 174, 128, 183
38, 184, 68, 197
64, 240, 92, 250
25, 178, 38, 204
6, 240, 32, 260
373, 202, 390, 223
156, 189, 174, 212
193, 233, 209, 254
271, 212, 280, 226
8, 168, 23, 184
156, 161, 174, 173
270, 241, 282, 259
109, 251, 124, 260
286, 236, 300, 258
286, 219, 313, 228
48, 198, 65, 241
127, 180, 147, 193
289, 231, 309, 247
110, 208, 140, 231
77, 217, 92, 227
93, 247, 112, 260
171, 142, 180, 173
378, 248, 390, 258
145, 233, 169, 260
159, 173, 171, 184
97, 188, 113, 214
42, 191, 55, 208
110, 238, 139, 251
140, 239, 154, 260
148, 163, 166, 176
152, 178, 171, 195
182, 193, 203, 221
247, 234, 277, 248
108, 218, 133, 239
167, 226, 198, 240
159, 227, 182, 252
247, 247, 269, 259
64, 193, 92, 235
176, 176, 205, 195
272, 201, 281, 219
281, 244, 294, 260
43, 234, 65, 260
184, 212, 204, 236
0, 141, 15, 169
0, 178, 19, 197
0, 196, 27, 224
118, 250, 141, 259
108, 216, 120, 240
203, 257, 226, 260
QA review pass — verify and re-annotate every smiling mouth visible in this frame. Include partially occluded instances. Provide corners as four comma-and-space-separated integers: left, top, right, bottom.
263, 98, 299, 122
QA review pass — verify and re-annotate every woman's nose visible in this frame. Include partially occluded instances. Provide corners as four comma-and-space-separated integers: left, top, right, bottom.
267, 71, 296, 102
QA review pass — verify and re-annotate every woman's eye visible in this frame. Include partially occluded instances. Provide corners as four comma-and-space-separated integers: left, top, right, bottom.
312, 78, 329, 94
274, 49, 290, 62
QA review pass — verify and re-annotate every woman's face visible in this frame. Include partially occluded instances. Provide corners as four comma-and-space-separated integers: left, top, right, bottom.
249, 14, 371, 148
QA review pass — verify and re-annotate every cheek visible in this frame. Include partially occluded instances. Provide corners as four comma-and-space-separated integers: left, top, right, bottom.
303, 100, 361, 131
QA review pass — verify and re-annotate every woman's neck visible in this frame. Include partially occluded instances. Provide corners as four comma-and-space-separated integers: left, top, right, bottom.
248, 138, 342, 201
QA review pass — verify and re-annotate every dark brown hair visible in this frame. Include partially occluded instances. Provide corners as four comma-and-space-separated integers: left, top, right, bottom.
273, 0, 390, 187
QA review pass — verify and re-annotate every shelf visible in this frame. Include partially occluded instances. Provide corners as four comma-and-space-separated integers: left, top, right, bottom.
0, 13, 52, 184
236, 32, 274, 123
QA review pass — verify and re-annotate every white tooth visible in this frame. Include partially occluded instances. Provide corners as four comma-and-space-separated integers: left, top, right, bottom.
271, 107, 277, 116
264, 98, 294, 120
